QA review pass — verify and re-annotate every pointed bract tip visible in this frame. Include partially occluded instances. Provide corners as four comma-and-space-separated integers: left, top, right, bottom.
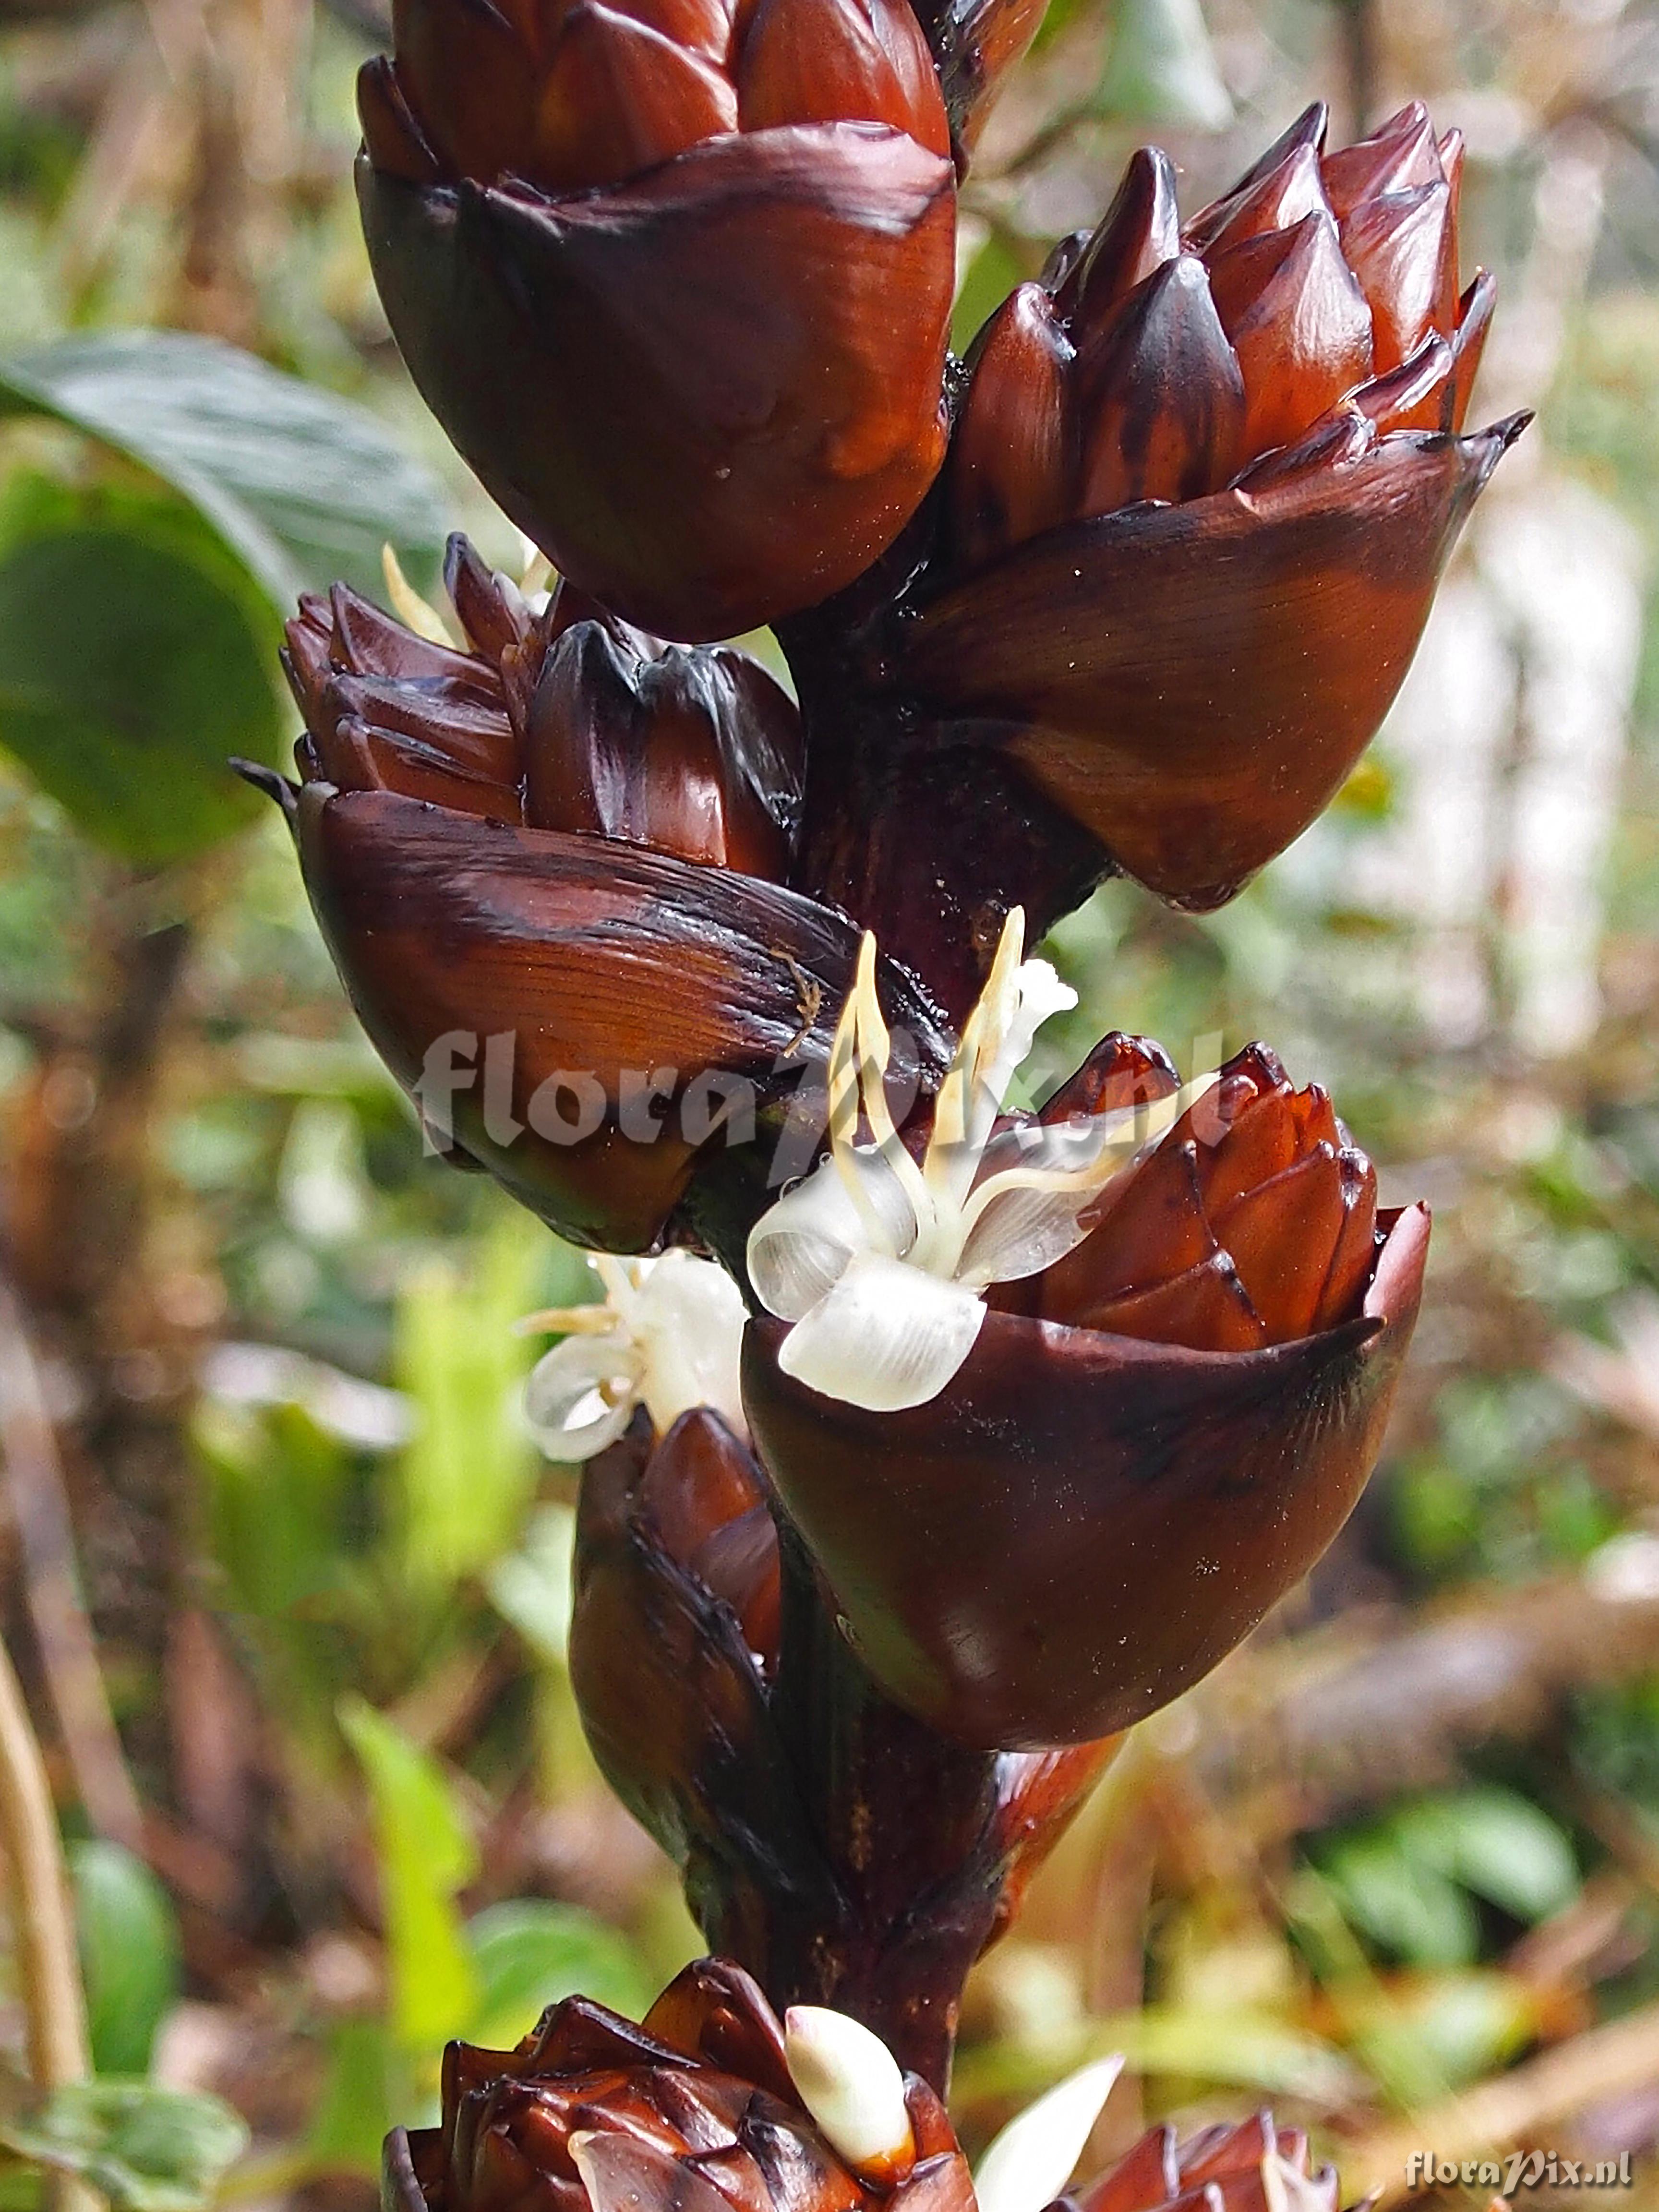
973, 2054, 1125, 2212
782, 2007, 914, 2179
230, 758, 300, 822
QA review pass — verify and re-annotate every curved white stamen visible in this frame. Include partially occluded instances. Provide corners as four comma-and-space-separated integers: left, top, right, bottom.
748, 909, 1218, 1411
381, 543, 459, 648
783, 2007, 914, 2178
522, 1250, 746, 1460
972, 2055, 1123, 2212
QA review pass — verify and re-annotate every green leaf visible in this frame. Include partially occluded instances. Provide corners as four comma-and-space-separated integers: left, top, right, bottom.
467, 1900, 655, 2048
193, 1396, 354, 1622
339, 1696, 480, 2051
68, 1840, 181, 2077
487, 1505, 577, 1667
392, 1216, 545, 1598
304, 2019, 394, 2177
0, 331, 448, 603
1096, 0, 1231, 129
0, 2082, 248, 2212
0, 472, 286, 863
1318, 1835, 1478, 1967
1402, 1788, 1580, 1923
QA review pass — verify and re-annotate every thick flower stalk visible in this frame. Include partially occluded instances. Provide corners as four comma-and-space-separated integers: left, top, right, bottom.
787, 100, 1526, 1002
357, 0, 955, 638
268, 0, 1515, 2131
254, 537, 951, 1253
743, 938, 1428, 1747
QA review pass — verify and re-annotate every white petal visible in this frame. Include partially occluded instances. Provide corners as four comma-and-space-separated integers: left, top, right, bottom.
777, 1251, 985, 1411
523, 1333, 640, 1461
783, 2008, 914, 2177
955, 1180, 1104, 1287
748, 1167, 866, 1321
748, 1148, 918, 1321
635, 1250, 749, 1438
973, 2056, 1124, 2212
985, 957, 1078, 1108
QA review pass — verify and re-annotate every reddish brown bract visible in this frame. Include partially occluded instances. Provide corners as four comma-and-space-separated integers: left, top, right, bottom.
891, 102, 1525, 913
949, 102, 1489, 571
741, 1032, 1429, 1748
271, 541, 952, 1251
355, 0, 956, 639
1038, 1044, 1380, 1351
390, 1959, 973, 2212
1065, 2111, 1343, 2212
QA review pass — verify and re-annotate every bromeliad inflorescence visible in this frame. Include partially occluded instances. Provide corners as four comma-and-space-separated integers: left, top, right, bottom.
256, 0, 1526, 2173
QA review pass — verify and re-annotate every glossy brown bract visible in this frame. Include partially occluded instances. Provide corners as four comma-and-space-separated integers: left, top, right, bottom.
382, 1958, 974, 2212
272, 540, 952, 1251
356, 0, 956, 640
900, 101, 1526, 908
743, 1190, 1428, 1747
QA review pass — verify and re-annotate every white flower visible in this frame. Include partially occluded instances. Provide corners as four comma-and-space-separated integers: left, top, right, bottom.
746, 907, 1213, 1413
776, 2006, 1122, 2212
521, 1250, 747, 1461
783, 2007, 914, 2178
972, 2054, 1123, 2212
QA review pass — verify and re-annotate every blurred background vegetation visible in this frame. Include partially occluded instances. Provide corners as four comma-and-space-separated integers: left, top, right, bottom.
0, 0, 1657, 2202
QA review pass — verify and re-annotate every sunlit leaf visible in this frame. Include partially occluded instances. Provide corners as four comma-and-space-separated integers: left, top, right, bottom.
393, 1216, 546, 1598
339, 1696, 480, 2050
69, 1840, 180, 2078
0, 2083, 248, 2212
305, 2019, 395, 2178
487, 1505, 577, 1667
952, 2008, 1360, 2108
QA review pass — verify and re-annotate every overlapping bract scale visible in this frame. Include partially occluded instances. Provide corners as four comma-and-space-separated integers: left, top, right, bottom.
948, 100, 1495, 574
1036, 1043, 1381, 1352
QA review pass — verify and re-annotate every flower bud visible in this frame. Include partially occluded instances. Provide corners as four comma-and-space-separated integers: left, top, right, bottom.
893, 102, 1526, 910
356, 0, 955, 639
1037, 1043, 1381, 1350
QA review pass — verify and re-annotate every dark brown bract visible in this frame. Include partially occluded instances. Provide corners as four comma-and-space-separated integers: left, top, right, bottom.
742, 1030, 1429, 1748
387, 1959, 973, 2212
269, 536, 951, 1251
887, 101, 1526, 912
356, 0, 955, 639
